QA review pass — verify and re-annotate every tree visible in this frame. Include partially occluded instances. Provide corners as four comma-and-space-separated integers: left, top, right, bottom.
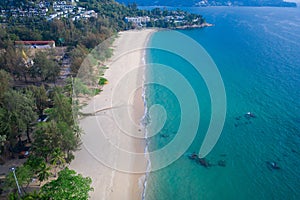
32, 52, 60, 83
0, 107, 10, 139
26, 85, 48, 117
50, 148, 66, 177
36, 162, 51, 183
2, 90, 37, 142
49, 91, 74, 127
33, 87, 81, 159
50, 148, 65, 167
32, 120, 80, 164
0, 134, 6, 163
0, 27, 9, 48
24, 156, 45, 174
0, 69, 13, 103
25, 155, 52, 184
80, 32, 100, 49
65, 77, 92, 97
4, 165, 33, 192
40, 168, 93, 200
0, 134, 6, 153
32, 121, 59, 162
21, 191, 42, 200
69, 45, 88, 75
57, 122, 80, 163
0, 71, 13, 143
1, 46, 28, 82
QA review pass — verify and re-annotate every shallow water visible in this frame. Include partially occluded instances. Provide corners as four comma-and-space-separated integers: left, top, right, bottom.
144, 6, 300, 200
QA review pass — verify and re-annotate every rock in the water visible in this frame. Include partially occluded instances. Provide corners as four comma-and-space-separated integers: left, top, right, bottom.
218, 160, 226, 167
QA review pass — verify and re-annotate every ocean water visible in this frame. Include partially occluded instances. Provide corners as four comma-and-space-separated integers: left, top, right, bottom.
143, 6, 300, 200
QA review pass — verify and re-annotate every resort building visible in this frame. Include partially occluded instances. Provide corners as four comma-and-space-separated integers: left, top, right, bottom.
125, 16, 151, 24
14, 41, 56, 49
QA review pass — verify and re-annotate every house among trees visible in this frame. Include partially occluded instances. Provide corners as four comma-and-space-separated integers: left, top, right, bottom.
14, 40, 56, 49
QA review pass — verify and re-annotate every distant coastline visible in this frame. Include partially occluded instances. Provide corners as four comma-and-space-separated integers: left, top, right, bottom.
173, 22, 214, 30
117, 0, 297, 8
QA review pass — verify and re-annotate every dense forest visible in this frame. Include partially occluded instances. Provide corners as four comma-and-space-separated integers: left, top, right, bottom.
0, 1, 205, 47
0, 1, 132, 47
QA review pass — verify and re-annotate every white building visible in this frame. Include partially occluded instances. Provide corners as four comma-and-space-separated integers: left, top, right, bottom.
125, 16, 150, 24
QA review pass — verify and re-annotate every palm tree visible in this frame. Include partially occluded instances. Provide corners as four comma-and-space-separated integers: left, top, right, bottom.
50, 148, 66, 177
37, 162, 51, 185
21, 191, 42, 200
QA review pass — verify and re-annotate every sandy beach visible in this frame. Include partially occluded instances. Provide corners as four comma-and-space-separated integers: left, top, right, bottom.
70, 29, 155, 200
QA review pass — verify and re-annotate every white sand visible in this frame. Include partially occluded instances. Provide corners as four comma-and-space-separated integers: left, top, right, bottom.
70, 29, 156, 200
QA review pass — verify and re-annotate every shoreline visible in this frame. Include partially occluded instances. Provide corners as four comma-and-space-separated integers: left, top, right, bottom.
70, 28, 156, 200
173, 22, 214, 30
140, 33, 153, 200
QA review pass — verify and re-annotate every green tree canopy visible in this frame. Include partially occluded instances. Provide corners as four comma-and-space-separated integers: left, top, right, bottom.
40, 168, 93, 200
25, 85, 48, 116
32, 52, 60, 82
0, 69, 13, 102
4, 165, 33, 191
69, 45, 89, 75
0, 46, 27, 81
1, 90, 37, 141
32, 121, 60, 161
32, 120, 80, 163
50, 91, 74, 126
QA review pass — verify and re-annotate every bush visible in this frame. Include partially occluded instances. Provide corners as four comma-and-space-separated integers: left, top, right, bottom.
98, 77, 108, 86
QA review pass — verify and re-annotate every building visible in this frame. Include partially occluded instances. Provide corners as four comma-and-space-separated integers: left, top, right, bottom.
15, 41, 56, 49
125, 16, 150, 24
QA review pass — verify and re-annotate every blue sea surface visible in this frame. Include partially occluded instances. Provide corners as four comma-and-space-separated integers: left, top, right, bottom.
143, 6, 300, 200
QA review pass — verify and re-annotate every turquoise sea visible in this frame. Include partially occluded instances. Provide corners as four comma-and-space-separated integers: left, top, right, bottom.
143, 6, 300, 200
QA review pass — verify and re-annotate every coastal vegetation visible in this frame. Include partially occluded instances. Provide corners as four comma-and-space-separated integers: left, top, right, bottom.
39, 168, 93, 200
0, 68, 85, 197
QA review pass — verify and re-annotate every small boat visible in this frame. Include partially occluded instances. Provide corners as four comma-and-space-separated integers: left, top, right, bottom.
245, 112, 256, 118
266, 161, 280, 170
